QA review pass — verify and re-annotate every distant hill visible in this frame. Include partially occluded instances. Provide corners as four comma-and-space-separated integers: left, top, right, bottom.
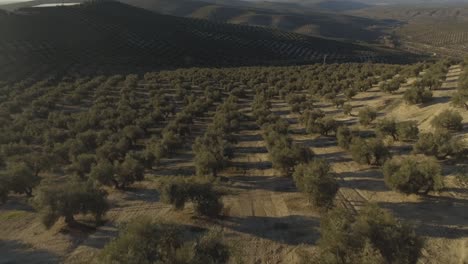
116, 0, 391, 42
351, 5, 468, 57
0, 1, 415, 76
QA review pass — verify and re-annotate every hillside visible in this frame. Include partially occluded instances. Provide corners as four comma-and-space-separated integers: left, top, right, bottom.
117, 0, 391, 42
351, 5, 468, 57
0, 1, 415, 81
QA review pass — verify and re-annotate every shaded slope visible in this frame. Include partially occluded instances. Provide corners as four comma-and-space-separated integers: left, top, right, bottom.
0, 1, 414, 76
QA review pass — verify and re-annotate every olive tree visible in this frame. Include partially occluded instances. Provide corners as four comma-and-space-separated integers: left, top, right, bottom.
35, 181, 108, 228
349, 137, 390, 166
5, 162, 41, 197
413, 131, 465, 159
114, 154, 145, 189
358, 107, 377, 126
315, 204, 422, 264
383, 156, 443, 194
193, 134, 230, 177
161, 181, 223, 217
293, 159, 338, 209
430, 110, 463, 131
99, 217, 230, 264
404, 87, 432, 104
336, 126, 353, 150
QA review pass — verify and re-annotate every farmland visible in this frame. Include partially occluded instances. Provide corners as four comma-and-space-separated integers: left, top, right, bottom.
0, 56, 467, 263
0, 1, 468, 264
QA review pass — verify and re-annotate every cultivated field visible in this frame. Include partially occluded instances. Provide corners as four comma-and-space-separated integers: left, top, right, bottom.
1, 60, 467, 263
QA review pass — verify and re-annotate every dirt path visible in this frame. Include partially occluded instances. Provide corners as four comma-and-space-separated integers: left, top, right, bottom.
220, 94, 320, 264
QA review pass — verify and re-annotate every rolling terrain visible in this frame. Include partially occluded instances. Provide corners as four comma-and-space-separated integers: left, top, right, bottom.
351, 5, 468, 57
0, 1, 416, 82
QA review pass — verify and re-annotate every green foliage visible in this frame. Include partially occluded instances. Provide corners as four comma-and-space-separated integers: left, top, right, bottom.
336, 126, 353, 150
413, 131, 465, 159
301, 110, 338, 136
69, 154, 96, 179
99, 217, 229, 264
403, 87, 432, 104
379, 77, 404, 93
293, 159, 338, 209
35, 181, 108, 228
349, 137, 390, 166
4, 162, 41, 197
396, 121, 419, 141
376, 118, 397, 140
383, 156, 443, 194
161, 181, 223, 217
358, 107, 377, 126
315, 204, 422, 264
193, 134, 230, 177
376, 119, 419, 141
343, 104, 352, 116
430, 110, 463, 131
115, 155, 145, 189
89, 160, 115, 186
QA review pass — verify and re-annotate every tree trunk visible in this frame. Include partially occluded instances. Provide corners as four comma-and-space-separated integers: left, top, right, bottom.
65, 214, 77, 227
24, 188, 33, 197
112, 179, 121, 189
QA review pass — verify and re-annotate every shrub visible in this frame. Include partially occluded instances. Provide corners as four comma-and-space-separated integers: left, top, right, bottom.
413, 131, 465, 159
336, 126, 353, 150
430, 110, 463, 131
293, 160, 338, 209
349, 137, 390, 166
315, 204, 422, 264
35, 181, 108, 228
404, 87, 432, 104
358, 107, 377, 126
161, 182, 223, 217
383, 156, 443, 194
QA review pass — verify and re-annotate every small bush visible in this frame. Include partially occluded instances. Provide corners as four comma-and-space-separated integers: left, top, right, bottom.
383, 156, 443, 194
430, 110, 463, 131
358, 107, 377, 126
293, 159, 338, 209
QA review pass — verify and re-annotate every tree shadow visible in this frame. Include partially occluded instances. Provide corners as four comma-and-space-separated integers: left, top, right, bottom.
220, 215, 320, 246
0, 240, 60, 264
315, 151, 352, 163
234, 146, 268, 154
236, 133, 263, 142
379, 195, 468, 239
421, 96, 452, 107
228, 175, 296, 193
230, 161, 272, 170
339, 169, 389, 192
